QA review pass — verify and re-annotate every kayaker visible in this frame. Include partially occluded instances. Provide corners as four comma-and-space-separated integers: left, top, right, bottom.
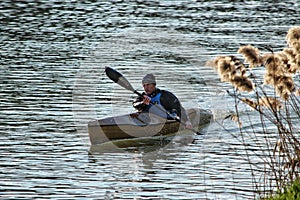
132, 73, 193, 129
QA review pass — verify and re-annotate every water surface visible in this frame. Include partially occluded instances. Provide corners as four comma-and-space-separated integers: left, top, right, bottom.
1, 0, 299, 199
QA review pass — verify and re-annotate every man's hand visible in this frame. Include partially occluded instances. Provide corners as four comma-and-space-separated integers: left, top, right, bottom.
142, 95, 151, 105
185, 121, 193, 129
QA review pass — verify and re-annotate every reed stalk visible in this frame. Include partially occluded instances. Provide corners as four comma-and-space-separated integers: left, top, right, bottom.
207, 26, 300, 198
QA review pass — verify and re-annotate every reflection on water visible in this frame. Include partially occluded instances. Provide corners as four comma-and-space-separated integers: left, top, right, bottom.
0, 0, 299, 199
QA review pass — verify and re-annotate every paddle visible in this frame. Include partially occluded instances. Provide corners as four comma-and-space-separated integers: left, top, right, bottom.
104, 66, 202, 135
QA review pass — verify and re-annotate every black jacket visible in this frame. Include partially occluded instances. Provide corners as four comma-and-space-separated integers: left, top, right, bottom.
132, 88, 189, 122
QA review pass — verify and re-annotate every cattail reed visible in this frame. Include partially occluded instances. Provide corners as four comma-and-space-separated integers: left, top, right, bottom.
296, 54, 300, 71
208, 26, 300, 198
258, 97, 282, 110
208, 27, 300, 98
241, 98, 258, 109
296, 88, 300, 96
263, 53, 284, 74
238, 45, 263, 68
275, 75, 295, 100
215, 56, 236, 82
262, 52, 295, 100
263, 54, 282, 85
231, 75, 254, 92
286, 26, 300, 53
209, 56, 253, 92
286, 27, 300, 75
277, 52, 293, 73
282, 48, 300, 74
282, 48, 299, 73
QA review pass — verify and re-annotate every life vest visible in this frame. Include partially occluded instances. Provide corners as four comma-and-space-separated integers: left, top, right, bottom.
145, 92, 171, 119
145, 92, 162, 111
150, 93, 162, 107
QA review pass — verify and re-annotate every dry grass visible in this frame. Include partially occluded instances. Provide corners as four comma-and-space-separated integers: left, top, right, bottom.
207, 26, 300, 198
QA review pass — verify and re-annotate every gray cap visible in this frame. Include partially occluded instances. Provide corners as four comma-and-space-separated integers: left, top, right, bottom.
142, 74, 156, 85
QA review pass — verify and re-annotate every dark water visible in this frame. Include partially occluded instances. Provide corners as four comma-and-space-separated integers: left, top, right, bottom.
1, 0, 299, 199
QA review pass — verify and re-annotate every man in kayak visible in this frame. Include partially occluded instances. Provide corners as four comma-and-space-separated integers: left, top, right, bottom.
133, 73, 193, 129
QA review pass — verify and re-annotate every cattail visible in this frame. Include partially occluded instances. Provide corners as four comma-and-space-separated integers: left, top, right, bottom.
231, 114, 238, 122
264, 68, 295, 100
286, 26, 300, 53
207, 56, 225, 70
277, 75, 295, 92
278, 89, 290, 101
275, 75, 295, 100
258, 97, 282, 110
241, 98, 258, 109
277, 52, 293, 73
232, 56, 247, 76
218, 57, 234, 74
262, 53, 287, 87
238, 45, 263, 68
230, 75, 254, 92
295, 88, 300, 96
208, 56, 245, 83
264, 73, 274, 85
207, 56, 249, 85
263, 53, 284, 75
229, 114, 242, 128
263, 73, 285, 87
282, 48, 300, 73
217, 57, 235, 82
296, 54, 300, 71
283, 48, 296, 61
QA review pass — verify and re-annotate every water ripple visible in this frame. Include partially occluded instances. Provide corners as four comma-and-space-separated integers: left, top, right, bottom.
1, 0, 299, 199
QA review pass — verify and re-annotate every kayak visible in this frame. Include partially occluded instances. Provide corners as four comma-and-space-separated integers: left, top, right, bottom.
88, 108, 212, 145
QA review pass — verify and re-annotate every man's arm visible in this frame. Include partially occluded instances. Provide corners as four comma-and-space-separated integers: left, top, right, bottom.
160, 90, 190, 123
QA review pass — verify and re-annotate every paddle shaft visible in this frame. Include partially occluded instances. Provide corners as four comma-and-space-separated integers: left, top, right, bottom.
105, 67, 202, 135
135, 91, 202, 135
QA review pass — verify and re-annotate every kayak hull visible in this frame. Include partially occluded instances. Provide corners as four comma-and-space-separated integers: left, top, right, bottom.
88, 108, 212, 145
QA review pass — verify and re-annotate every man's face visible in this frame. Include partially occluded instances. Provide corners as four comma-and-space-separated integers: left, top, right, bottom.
143, 83, 156, 95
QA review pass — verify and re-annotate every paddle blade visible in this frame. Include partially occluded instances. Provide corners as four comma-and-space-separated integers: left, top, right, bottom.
105, 67, 135, 92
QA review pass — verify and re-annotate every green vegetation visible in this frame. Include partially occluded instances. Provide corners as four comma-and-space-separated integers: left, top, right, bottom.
265, 180, 300, 200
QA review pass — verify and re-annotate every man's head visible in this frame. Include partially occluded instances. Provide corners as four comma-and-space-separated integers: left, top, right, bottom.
142, 74, 156, 95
